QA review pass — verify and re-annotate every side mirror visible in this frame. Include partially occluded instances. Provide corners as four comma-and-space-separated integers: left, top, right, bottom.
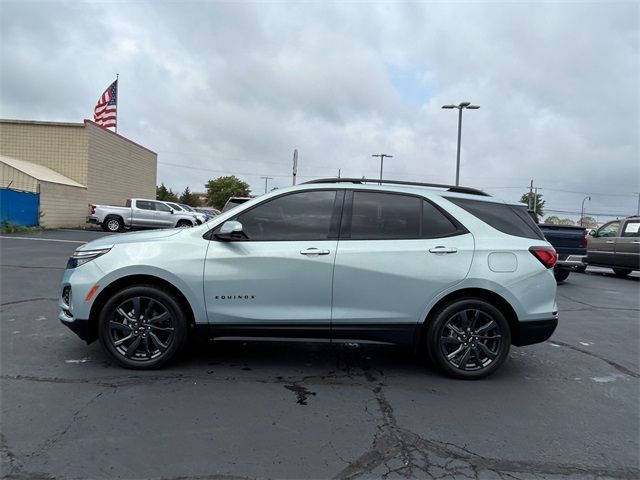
589, 230, 595, 237
215, 220, 245, 241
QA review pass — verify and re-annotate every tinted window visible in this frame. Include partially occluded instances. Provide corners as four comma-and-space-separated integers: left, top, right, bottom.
598, 221, 620, 238
237, 190, 336, 240
422, 200, 461, 238
622, 221, 640, 238
136, 200, 153, 211
350, 192, 421, 239
154, 202, 172, 212
446, 197, 545, 240
167, 203, 183, 211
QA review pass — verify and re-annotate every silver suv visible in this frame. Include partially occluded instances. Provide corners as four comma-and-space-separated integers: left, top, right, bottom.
59, 178, 558, 379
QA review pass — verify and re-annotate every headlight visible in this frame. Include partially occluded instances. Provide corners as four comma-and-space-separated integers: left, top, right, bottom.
66, 248, 111, 269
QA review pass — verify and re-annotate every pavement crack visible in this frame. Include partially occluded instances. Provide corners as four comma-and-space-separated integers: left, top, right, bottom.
558, 293, 640, 312
547, 340, 639, 378
0, 297, 57, 307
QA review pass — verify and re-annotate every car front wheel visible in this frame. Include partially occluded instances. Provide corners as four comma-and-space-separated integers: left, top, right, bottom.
613, 268, 632, 277
98, 285, 188, 369
426, 298, 511, 379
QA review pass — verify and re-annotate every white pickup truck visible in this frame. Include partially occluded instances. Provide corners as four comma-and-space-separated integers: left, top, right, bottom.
87, 198, 197, 232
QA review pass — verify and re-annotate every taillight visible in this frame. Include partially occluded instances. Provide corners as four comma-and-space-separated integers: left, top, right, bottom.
529, 246, 557, 269
581, 229, 588, 248
90, 205, 96, 214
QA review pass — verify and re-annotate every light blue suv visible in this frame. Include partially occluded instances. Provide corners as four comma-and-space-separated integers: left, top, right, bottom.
59, 178, 558, 379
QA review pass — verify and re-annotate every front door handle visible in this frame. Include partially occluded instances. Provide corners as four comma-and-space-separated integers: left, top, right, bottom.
633, 241, 640, 244
606, 240, 615, 244
300, 248, 330, 256
429, 246, 458, 254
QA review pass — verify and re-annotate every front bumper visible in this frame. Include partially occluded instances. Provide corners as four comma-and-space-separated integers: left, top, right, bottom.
513, 315, 558, 346
59, 313, 96, 343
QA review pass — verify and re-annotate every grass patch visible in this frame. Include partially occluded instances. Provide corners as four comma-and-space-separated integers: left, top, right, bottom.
1, 220, 44, 234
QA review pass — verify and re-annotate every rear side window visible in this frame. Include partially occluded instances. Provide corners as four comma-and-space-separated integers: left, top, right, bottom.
350, 192, 421, 239
446, 197, 545, 240
136, 200, 153, 210
422, 200, 461, 238
622, 221, 640, 238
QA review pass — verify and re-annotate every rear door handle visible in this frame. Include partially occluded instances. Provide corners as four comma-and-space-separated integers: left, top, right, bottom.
429, 246, 458, 254
633, 241, 640, 244
606, 240, 615, 244
300, 248, 330, 256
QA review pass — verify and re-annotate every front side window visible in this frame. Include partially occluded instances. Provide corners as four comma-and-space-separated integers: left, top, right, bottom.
237, 190, 337, 241
154, 202, 172, 212
598, 221, 620, 238
167, 203, 183, 211
350, 192, 421, 239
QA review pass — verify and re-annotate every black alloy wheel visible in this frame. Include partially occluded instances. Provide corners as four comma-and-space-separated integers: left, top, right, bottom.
427, 298, 511, 379
99, 285, 187, 369
613, 268, 632, 277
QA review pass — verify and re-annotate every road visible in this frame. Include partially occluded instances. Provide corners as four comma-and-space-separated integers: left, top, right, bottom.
1, 230, 638, 479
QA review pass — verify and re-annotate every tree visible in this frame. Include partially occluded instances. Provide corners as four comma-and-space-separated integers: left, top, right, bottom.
156, 183, 179, 202
179, 186, 199, 207
578, 216, 597, 228
558, 218, 576, 226
544, 215, 561, 224
519, 192, 546, 217
205, 176, 251, 209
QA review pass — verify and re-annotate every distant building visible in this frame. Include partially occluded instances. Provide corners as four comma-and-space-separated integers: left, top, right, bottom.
0, 119, 157, 228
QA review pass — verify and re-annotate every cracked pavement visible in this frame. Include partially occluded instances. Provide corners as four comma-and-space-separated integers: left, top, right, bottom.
1, 230, 639, 479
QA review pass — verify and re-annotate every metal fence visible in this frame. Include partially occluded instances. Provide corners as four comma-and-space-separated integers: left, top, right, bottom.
0, 188, 40, 227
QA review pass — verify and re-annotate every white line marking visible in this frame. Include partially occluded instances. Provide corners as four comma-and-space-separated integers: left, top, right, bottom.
65, 358, 91, 364
579, 341, 592, 346
12, 331, 20, 334
7, 318, 16, 322
0, 236, 86, 244
549, 343, 560, 347
591, 374, 626, 383
35, 316, 46, 321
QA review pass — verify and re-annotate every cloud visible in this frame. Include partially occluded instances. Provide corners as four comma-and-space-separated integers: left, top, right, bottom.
1, 0, 637, 219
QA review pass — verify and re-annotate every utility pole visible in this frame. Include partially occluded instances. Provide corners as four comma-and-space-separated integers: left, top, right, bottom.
338, 169, 341, 178
533, 187, 539, 215
260, 176, 273, 194
529, 180, 534, 210
636, 192, 640, 216
371, 154, 392, 185
292, 149, 298, 186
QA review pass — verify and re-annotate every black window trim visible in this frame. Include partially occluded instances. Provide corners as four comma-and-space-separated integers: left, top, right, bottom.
204, 188, 344, 242
340, 189, 468, 241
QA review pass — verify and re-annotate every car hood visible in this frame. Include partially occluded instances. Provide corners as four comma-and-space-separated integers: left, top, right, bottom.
79, 228, 184, 250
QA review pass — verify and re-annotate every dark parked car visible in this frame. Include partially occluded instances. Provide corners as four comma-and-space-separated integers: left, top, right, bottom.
584, 216, 640, 276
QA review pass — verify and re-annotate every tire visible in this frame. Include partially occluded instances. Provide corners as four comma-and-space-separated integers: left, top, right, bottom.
176, 220, 192, 228
554, 268, 570, 283
613, 268, 632, 277
102, 216, 123, 232
426, 298, 511, 380
98, 285, 188, 369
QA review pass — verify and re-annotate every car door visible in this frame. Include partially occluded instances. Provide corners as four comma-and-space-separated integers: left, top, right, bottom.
153, 201, 175, 227
331, 191, 474, 344
203, 189, 342, 337
614, 220, 640, 269
133, 200, 157, 227
587, 221, 620, 266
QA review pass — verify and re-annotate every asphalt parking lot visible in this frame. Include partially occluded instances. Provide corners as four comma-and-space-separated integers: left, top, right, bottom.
1, 230, 638, 480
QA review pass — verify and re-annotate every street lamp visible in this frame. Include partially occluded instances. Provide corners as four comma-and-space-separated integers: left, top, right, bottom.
442, 101, 480, 186
580, 196, 591, 226
371, 154, 392, 185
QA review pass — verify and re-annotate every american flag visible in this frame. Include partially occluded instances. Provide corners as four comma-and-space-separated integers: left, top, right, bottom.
93, 80, 117, 129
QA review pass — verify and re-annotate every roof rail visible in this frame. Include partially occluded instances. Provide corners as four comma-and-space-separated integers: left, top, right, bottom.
302, 177, 490, 196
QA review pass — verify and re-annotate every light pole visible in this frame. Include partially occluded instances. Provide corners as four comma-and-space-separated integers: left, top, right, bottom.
580, 196, 591, 226
442, 101, 480, 186
260, 176, 273, 194
371, 154, 392, 185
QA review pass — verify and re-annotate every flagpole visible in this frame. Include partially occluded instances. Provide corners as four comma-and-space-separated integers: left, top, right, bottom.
115, 73, 119, 134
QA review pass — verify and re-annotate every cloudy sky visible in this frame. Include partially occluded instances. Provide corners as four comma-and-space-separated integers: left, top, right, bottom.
1, 0, 638, 220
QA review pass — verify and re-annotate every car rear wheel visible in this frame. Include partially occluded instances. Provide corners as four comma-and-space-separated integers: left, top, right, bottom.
103, 216, 123, 232
176, 220, 192, 228
613, 268, 632, 277
554, 268, 570, 283
98, 285, 188, 369
426, 298, 511, 380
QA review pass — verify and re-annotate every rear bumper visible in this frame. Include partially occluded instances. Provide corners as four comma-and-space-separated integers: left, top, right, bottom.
556, 254, 586, 269
86, 216, 100, 225
513, 315, 558, 346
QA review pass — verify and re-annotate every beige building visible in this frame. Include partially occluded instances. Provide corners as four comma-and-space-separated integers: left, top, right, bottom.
0, 119, 157, 228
